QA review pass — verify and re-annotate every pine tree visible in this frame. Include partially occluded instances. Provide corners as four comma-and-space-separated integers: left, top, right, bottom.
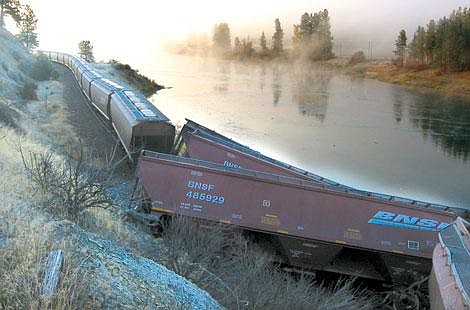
293, 10, 334, 61
78, 40, 95, 63
16, 4, 38, 51
394, 29, 407, 66
241, 37, 254, 58
299, 12, 313, 42
212, 23, 231, 51
259, 32, 268, 55
0, 0, 20, 27
318, 9, 334, 60
272, 18, 283, 55
233, 36, 241, 56
409, 26, 426, 65
425, 19, 437, 65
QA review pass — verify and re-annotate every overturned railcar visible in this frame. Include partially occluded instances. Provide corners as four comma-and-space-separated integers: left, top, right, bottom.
177, 119, 470, 219
135, 151, 459, 283
45, 51, 175, 158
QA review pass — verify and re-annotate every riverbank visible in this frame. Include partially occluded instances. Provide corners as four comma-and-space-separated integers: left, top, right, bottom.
331, 57, 470, 99
94, 60, 164, 97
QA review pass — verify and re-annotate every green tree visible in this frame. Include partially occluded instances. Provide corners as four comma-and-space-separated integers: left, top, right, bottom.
78, 40, 95, 63
16, 4, 38, 51
293, 10, 334, 61
241, 38, 254, 58
409, 26, 426, 65
318, 9, 334, 60
272, 18, 283, 55
425, 19, 437, 64
404, 7, 469, 72
233, 36, 241, 55
394, 29, 407, 66
0, 0, 20, 27
259, 31, 268, 56
212, 23, 231, 52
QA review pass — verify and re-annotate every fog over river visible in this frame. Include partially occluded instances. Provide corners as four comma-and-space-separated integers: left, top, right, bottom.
147, 52, 470, 210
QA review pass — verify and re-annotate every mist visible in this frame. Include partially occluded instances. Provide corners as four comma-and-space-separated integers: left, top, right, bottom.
13, 0, 470, 64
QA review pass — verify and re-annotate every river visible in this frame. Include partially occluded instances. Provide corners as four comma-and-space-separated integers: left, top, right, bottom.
145, 52, 470, 209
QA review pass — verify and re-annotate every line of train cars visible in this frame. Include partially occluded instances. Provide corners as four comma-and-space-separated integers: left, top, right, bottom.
46, 51, 175, 159
48, 52, 469, 285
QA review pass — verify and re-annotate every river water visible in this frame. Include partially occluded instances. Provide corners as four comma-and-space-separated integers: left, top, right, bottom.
146, 52, 470, 209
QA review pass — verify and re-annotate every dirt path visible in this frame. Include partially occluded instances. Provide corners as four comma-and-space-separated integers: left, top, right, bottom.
54, 63, 132, 178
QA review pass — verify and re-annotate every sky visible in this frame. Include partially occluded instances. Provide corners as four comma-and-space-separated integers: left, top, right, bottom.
6, 0, 469, 63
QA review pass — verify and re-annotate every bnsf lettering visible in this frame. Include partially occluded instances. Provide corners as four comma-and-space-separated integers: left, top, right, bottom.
223, 161, 241, 169
369, 211, 450, 231
187, 180, 215, 192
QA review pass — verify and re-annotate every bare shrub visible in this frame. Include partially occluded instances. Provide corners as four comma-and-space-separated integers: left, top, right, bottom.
160, 215, 374, 309
19, 144, 112, 221
349, 51, 366, 65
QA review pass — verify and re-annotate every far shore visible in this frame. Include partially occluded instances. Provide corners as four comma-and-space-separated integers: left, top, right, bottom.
171, 48, 470, 100
333, 58, 470, 99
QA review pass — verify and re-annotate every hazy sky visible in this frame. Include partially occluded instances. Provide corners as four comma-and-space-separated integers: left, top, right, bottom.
8, 0, 469, 63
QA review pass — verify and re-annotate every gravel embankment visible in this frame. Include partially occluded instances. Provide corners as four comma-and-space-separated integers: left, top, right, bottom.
53, 64, 118, 154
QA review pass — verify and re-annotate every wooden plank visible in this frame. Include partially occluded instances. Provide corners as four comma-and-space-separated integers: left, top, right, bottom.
41, 249, 64, 297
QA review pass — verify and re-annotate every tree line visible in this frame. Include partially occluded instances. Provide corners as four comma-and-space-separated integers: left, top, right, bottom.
212, 10, 334, 61
1, 0, 39, 50
394, 7, 469, 72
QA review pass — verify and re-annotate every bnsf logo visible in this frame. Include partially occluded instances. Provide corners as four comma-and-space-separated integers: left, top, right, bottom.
368, 211, 450, 231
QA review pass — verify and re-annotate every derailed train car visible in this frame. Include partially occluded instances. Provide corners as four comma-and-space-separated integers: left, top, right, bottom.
135, 151, 459, 283
45, 51, 175, 158
176, 119, 470, 219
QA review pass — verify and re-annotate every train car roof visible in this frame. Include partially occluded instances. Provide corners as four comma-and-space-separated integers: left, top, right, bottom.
114, 90, 169, 122
66, 55, 168, 122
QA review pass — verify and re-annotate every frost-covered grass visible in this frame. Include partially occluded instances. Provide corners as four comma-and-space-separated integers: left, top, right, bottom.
0, 27, 221, 308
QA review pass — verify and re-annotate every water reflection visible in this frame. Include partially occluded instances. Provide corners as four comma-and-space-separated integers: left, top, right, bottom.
271, 65, 282, 106
409, 93, 470, 162
291, 67, 331, 121
213, 61, 230, 93
392, 91, 405, 124
259, 65, 266, 92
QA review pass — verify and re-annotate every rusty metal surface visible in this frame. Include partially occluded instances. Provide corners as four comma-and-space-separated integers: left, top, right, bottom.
137, 151, 456, 259
180, 120, 469, 219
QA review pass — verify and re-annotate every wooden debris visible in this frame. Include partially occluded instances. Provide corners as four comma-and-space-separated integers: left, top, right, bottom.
41, 249, 64, 298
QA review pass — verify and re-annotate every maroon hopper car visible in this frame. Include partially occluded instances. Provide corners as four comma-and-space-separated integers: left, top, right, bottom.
136, 151, 458, 282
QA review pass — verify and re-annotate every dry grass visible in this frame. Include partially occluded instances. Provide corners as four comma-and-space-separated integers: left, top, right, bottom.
344, 60, 470, 98
160, 215, 375, 309
0, 202, 96, 309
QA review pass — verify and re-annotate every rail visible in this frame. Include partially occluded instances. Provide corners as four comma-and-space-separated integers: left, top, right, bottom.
439, 217, 470, 306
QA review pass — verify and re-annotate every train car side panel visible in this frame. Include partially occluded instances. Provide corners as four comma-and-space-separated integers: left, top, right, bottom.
137, 153, 455, 259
